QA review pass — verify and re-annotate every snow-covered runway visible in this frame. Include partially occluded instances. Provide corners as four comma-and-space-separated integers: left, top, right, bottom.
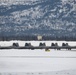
0, 41, 76, 75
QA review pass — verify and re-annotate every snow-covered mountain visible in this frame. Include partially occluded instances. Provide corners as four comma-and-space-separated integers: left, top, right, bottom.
0, 0, 76, 37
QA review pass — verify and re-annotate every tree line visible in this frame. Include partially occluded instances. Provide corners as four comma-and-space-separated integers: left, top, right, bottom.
0, 35, 76, 41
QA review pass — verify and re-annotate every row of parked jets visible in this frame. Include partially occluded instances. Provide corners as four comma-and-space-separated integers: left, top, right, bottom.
0, 42, 76, 50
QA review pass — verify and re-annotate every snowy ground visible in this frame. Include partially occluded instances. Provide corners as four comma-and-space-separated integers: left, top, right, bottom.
0, 41, 76, 75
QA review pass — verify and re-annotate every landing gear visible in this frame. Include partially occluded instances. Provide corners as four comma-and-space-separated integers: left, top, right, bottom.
68, 48, 71, 50
57, 48, 61, 50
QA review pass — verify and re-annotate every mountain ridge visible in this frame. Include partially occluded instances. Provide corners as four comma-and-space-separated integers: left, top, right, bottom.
0, 0, 76, 38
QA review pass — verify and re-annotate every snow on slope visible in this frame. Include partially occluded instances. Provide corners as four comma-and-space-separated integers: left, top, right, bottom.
0, 0, 76, 36
0, 0, 38, 5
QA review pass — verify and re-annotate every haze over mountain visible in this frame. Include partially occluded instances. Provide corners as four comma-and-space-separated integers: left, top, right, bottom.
0, 0, 76, 37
